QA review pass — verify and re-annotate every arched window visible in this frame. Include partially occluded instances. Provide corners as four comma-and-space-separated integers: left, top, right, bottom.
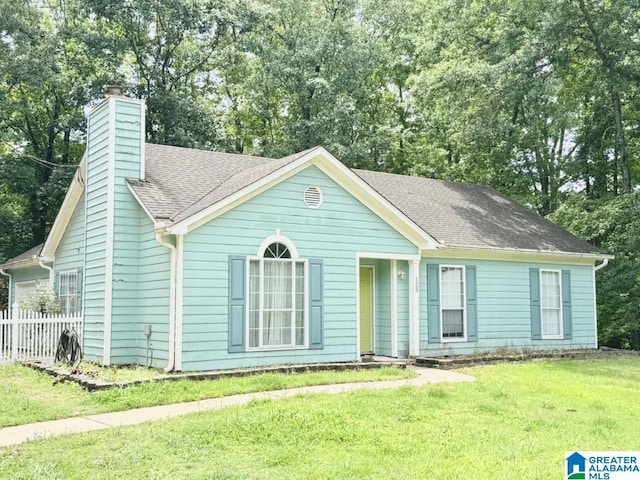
263, 242, 291, 259
248, 241, 306, 349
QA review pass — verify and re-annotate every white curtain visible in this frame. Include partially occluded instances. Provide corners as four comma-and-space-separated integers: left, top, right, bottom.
441, 267, 464, 338
541, 271, 561, 336
248, 261, 260, 347
263, 260, 292, 345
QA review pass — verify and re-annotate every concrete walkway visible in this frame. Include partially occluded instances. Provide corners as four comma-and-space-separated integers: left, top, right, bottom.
0, 367, 474, 448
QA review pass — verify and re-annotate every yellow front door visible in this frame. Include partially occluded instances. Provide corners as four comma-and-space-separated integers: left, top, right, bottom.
359, 267, 373, 354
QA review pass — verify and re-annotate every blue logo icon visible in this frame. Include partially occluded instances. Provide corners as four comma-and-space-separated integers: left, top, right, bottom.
566, 452, 586, 479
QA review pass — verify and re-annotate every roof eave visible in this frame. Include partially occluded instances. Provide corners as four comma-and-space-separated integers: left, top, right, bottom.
424, 244, 614, 263
0, 257, 40, 270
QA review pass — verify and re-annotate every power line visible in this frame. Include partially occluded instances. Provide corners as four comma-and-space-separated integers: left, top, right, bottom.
2, 145, 80, 168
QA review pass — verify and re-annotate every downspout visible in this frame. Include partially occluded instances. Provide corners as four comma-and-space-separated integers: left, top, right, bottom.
594, 258, 609, 271
36, 257, 55, 284
0, 269, 11, 314
155, 231, 177, 372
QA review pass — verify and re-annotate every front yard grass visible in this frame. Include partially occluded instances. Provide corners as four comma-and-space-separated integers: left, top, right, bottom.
0, 364, 413, 428
1, 357, 639, 479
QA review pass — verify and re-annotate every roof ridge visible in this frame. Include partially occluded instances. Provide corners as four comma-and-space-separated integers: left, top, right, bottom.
352, 168, 494, 189
145, 142, 276, 162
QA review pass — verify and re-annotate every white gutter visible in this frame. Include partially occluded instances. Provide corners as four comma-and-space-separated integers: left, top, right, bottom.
36, 256, 55, 284
155, 231, 177, 372
432, 244, 615, 261
594, 258, 609, 271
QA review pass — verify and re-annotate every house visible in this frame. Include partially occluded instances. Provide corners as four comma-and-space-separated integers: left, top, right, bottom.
0, 89, 611, 371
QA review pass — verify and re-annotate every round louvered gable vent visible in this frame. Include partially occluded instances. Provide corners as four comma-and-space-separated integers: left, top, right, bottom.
303, 186, 323, 208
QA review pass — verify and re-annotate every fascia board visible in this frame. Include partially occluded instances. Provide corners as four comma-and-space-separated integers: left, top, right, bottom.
423, 245, 614, 265
0, 258, 40, 270
41, 155, 87, 258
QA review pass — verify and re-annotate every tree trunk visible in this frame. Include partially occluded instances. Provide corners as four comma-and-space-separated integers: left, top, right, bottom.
612, 92, 632, 192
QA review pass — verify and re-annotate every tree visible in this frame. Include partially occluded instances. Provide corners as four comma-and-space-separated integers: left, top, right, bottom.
0, 1, 89, 255
82, 0, 264, 149
550, 193, 640, 349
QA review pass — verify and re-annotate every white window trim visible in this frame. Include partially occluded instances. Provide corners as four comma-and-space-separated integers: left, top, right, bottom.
257, 233, 299, 259
540, 268, 564, 340
245, 256, 309, 351
440, 264, 467, 343
58, 269, 79, 315
15, 280, 37, 305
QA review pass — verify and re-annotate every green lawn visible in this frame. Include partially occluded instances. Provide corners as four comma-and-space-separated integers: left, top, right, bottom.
0, 364, 413, 428
1, 357, 639, 479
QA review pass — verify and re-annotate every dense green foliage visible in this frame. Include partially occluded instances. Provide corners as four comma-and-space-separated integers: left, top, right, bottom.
1, 358, 639, 478
550, 193, 640, 349
0, 0, 638, 346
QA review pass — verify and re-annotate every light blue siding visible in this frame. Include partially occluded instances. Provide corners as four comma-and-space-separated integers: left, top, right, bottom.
83, 98, 146, 364
110, 100, 145, 364
419, 258, 596, 356
181, 165, 419, 371
134, 211, 171, 368
55, 193, 86, 272
83, 101, 110, 361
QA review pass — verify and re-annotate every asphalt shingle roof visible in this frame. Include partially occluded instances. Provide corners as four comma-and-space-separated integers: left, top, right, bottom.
1, 243, 43, 268
128, 144, 599, 255
128, 144, 317, 223
353, 170, 601, 254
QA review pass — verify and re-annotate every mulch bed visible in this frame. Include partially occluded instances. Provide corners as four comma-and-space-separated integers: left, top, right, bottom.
415, 347, 639, 369
21, 360, 407, 392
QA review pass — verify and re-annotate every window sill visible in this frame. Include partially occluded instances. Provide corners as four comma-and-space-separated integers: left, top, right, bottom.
440, 338, 468, 343
246, 345, 309, 352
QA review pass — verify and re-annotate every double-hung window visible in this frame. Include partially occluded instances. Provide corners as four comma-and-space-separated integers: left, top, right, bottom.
540, 269, 562, 339
440, 266, 465, 340
58, 270, 78, 315
248, 242, 306, 349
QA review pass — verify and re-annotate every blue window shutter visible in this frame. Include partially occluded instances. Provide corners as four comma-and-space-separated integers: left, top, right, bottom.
466, 266, 478, 342
54, 272, 61, 297
530, 268, 541, 340
228, 256, 246, 353
427, 264, 440, 343
562, 270, 572, 340
309, 259, 324, 349
76, 268, 83, 313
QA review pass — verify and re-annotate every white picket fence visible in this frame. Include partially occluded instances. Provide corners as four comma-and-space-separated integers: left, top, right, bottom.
0, 304, 83, 364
